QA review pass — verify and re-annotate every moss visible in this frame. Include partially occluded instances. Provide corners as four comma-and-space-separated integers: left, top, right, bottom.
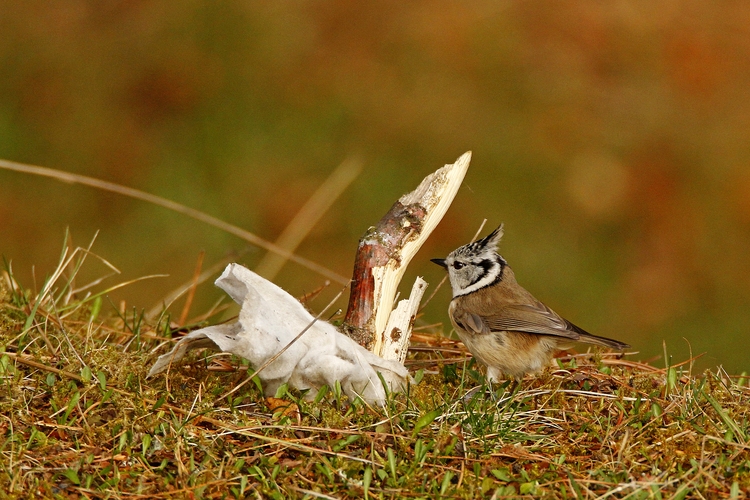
1, 274, 748, 498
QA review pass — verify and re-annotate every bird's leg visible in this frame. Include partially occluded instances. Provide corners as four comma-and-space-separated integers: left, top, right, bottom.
461, 368, 493, 402
463, 367, 501, 402
485, 366, 501, 401
486, 366, 501, 384
507, 378, 520, 399
491, 373, 520, 405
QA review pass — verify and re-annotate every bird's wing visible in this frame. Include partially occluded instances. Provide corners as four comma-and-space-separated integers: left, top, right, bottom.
454, 289, 629, 348
452, 309, 491, 335
473, 301, 630, 349
478, 301, 584, 340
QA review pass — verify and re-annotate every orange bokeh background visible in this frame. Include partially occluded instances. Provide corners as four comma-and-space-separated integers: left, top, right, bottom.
1, 2, 749, 372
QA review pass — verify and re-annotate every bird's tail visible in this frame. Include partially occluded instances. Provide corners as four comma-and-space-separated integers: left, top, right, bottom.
567, 321, 630, 350
579, 333, 630, 350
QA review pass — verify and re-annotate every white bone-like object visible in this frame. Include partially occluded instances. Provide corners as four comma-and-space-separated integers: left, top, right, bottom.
147, 263, 410, 406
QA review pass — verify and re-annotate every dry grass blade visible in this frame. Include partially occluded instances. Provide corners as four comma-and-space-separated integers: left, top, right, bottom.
178, 251, 205, 327
1, 220, 748, 500
4, 351, 85, 383
0, 158, 348, 285
255, 157, 362, 281
144, 250, 246, 322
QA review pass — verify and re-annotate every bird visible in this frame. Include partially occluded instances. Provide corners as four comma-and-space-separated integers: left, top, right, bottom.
431, 224, 629, 381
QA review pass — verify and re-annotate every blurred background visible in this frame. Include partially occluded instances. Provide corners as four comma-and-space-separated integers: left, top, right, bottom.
1, 2, 749, 373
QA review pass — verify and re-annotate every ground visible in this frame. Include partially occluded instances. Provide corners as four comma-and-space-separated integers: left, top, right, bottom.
0, 252, 748, 499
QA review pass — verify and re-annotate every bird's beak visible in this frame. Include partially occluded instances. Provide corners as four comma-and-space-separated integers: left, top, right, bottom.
430, 258, 448, 269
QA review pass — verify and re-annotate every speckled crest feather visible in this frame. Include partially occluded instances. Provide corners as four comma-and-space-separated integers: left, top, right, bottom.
455, 224, 504, 259
439, 224, 507, 297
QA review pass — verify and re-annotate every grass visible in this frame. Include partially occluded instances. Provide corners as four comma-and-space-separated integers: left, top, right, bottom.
1, 239, 749, 499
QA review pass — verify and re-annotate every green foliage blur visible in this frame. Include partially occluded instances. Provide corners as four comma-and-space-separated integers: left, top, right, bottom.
1, 2, 749, 373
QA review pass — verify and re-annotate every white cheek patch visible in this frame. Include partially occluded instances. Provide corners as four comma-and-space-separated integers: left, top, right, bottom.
454, 265, 501, 297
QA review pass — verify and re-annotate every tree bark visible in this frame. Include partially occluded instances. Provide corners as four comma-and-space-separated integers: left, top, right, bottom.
342, 152, 472, 358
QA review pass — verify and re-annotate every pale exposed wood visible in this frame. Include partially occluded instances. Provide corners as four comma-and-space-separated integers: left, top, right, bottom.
343, 152, 472, 359
380, 277, 427, 363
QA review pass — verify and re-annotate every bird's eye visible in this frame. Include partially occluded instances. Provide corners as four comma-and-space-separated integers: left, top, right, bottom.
452, 261, 464, 270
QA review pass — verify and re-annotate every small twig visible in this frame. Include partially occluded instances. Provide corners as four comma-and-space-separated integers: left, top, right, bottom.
418, 274, 447, 312
287, 486, 338, 500
49, 298, 87, 368
411, 322, 443, 332
297, 281, 331, 306
4, 351, 85, 383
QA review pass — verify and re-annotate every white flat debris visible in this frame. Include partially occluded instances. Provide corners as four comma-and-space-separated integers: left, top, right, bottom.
148, 263, 410, 406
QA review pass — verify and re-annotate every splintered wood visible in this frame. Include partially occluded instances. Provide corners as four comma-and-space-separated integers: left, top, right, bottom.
343, 152, 471, 360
